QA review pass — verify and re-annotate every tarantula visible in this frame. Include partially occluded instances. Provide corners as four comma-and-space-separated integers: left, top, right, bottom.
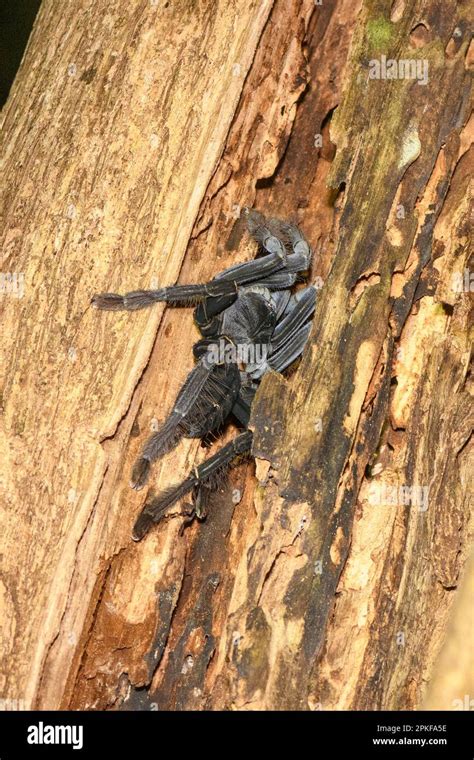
92, 209, 316, 540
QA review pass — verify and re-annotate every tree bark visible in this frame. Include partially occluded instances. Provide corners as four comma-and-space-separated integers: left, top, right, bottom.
0, 0, 472, 711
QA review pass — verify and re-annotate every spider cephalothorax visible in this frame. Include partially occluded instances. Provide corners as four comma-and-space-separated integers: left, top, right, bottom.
92, 209, 316, 540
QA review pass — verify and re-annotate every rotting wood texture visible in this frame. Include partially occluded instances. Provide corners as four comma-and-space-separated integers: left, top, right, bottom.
0, 0, 472, 711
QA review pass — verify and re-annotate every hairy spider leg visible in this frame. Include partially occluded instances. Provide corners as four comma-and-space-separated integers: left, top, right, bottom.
270, 286, 317, 351
91, 209, 290, 312
132, 430, 253, 541
245, 286, 316, 379
194, 218, 313, 337
267, 323, 313, 374
131, 355, 241, 490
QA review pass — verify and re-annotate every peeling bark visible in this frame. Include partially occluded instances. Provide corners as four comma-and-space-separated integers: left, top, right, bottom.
0, 0, 472, 711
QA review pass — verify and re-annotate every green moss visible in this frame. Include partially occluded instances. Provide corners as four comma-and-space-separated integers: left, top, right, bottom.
366, 16, 394, 51
432, 302, 448, 317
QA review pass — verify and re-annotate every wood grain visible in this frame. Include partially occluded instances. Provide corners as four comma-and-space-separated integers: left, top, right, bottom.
0, 0, 274, 709
0, 0, 472, 711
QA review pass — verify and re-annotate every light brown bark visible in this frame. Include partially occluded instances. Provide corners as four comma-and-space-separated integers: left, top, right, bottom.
0, 0, 472, 711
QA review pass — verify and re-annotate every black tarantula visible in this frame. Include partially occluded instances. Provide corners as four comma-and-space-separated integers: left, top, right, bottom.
92, 209, 316, 541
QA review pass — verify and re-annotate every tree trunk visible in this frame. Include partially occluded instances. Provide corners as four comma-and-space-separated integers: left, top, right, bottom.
0, 0, 472, 711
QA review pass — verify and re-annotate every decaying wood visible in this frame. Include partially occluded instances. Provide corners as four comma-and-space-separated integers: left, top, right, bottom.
0, 0, 472, 711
